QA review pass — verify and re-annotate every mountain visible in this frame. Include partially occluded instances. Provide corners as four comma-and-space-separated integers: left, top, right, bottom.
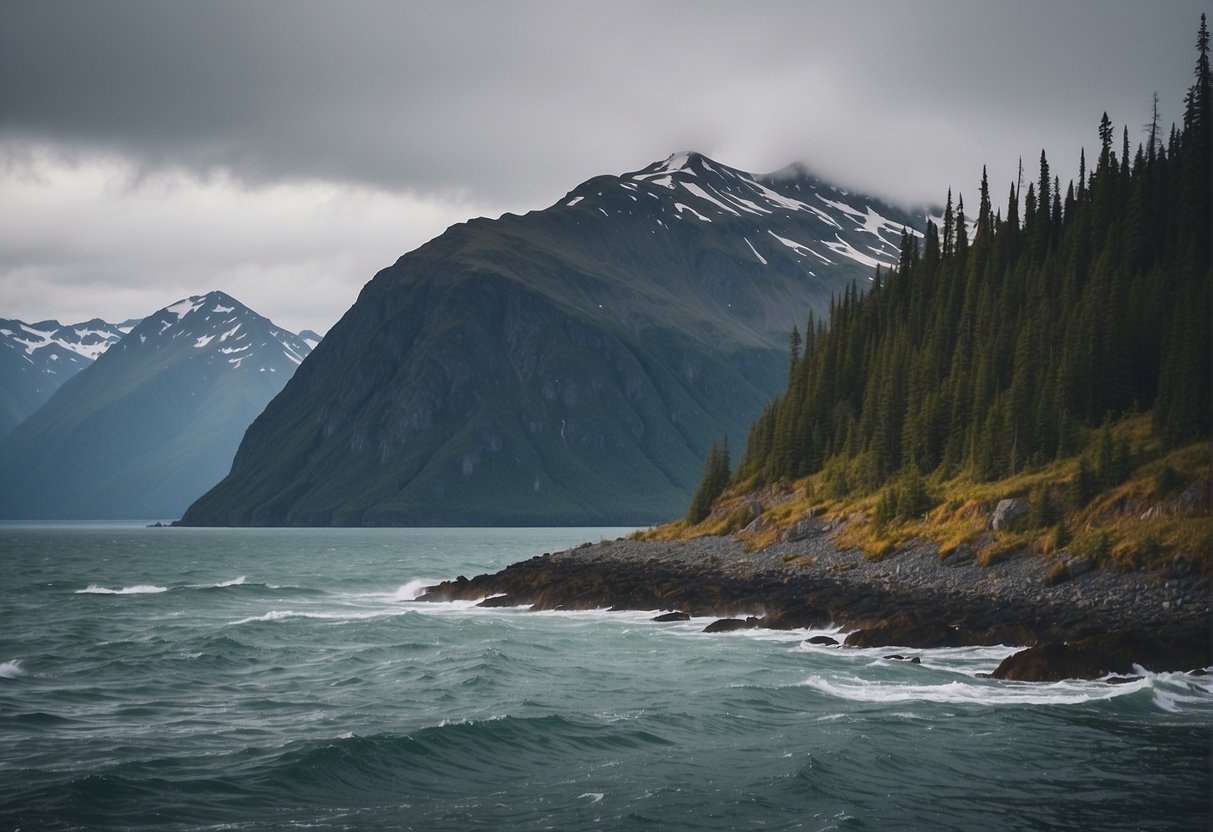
0, 316, 138, 439
181, 152, 924, 527
0, 291, 315, 520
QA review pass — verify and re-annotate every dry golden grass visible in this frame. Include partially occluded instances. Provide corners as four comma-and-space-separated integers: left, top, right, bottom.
649, 414, 1209, 575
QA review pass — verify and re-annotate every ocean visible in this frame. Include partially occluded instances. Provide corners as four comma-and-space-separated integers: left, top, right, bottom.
1, 525, 1209, 831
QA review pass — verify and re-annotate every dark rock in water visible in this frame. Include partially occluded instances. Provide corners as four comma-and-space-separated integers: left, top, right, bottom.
652, 611, 691, 622
761, 607, 833, 631
1106, 675, 1144, 685
476, 594, 522, 608
883, 655, 921, 663
992, 628, 1212, 681
986, 498, 1028, 531
704, 616, 760, 633
844, 611, 962, 649
805, 635, 840, 647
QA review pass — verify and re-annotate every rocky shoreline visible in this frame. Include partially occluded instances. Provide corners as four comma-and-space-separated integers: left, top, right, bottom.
418, 525, 1211, 681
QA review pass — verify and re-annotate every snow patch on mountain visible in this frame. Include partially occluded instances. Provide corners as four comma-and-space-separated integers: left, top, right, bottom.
823, 235, 897, 270
767, 231, 833, 264
744, 238, 768, 265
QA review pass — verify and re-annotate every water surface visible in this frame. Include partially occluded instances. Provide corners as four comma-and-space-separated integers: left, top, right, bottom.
2, 526, 1209, 830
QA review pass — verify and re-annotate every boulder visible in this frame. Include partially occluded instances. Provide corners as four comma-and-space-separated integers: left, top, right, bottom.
804, 635, 840, 647
703, 616, 761, 633
986, 498, 1028, 531
742, 514, 774, 535
477, 594, 522, 608
781, 512, 825, 543
844, 611, 963, 649
992, 628, 1212, 681
652, 611, 691, 622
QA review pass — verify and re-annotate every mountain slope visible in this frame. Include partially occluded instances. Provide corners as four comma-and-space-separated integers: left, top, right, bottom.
182, 152, 924, 526
0, 317, 138, 439
0, 292, 314, 520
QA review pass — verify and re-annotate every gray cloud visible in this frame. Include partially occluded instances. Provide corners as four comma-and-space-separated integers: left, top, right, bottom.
0, 0, 1206, 331
4, 1, 1204, 205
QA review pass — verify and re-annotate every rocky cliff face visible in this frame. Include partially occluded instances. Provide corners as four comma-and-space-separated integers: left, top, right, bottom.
182, 152, 924, 526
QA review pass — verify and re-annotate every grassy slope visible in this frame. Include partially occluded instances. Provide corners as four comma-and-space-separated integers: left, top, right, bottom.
643, 413, 1211, 577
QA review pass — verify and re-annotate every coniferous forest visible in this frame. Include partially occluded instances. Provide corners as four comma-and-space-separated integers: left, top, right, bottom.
713, 17, 1210, 515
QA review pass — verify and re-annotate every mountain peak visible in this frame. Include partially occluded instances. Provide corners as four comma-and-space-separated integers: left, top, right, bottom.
162, 290, 245, 321
625, 150, 732, 183
653, 151, 701, 173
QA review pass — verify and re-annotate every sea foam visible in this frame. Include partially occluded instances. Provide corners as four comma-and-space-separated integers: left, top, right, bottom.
229, 608, 397, 626
801, 673, 1145, 707
392, 579, 435, 601
0, 659, 24, 678
76, 584, 168, 595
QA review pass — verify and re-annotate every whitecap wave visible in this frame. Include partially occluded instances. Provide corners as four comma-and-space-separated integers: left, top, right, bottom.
230, 609, 300, 625
215, 576, 247, 587
392, 579, 436, 601
229, 608, 397, 626
76, 584, 168, 595
1145, 670, 1213, 713
801, 672, 1146, 706
0, 660, 23, 678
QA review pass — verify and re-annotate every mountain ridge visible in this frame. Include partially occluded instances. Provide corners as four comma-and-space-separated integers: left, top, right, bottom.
0, 315, 139, 439
181, 152, 926, 527
0, 291, 315, 520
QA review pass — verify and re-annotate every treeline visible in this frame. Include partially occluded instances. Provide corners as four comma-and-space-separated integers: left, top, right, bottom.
705, 16, 1210, 512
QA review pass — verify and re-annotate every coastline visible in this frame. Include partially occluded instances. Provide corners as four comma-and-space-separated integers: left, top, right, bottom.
418, 526, 1211, 681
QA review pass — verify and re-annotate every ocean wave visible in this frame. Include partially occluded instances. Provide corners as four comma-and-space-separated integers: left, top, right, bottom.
228, 609, 398, 626
258, 714, 674, 797
75, 584, 168, 595
0, 659, 23, 678
214, 576, 246, 587
800, 672, 1147, 707
1146, 670, 1213, 713
390, 578, 438, 601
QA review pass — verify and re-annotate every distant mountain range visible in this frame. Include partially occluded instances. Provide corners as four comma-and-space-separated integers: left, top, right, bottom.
0, 316, 139, 439
0, 291, 317, 520
182, 152, 925, 526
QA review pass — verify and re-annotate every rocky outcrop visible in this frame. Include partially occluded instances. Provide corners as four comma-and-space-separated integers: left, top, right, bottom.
417, 531, 1210, 679
703, 617, 761, 633
992, 628, 1212, 682
844, 612, 964, 649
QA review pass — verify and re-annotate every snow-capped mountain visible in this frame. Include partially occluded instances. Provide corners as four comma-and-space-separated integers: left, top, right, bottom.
0, 316, 139, 439
112, 291, 314, 373
182, 151, 926, 527
593, 151, 917, 272
0, 291, 316, 520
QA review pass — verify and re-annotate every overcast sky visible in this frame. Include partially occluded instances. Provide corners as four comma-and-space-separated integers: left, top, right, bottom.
1, 1, 1205, 334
